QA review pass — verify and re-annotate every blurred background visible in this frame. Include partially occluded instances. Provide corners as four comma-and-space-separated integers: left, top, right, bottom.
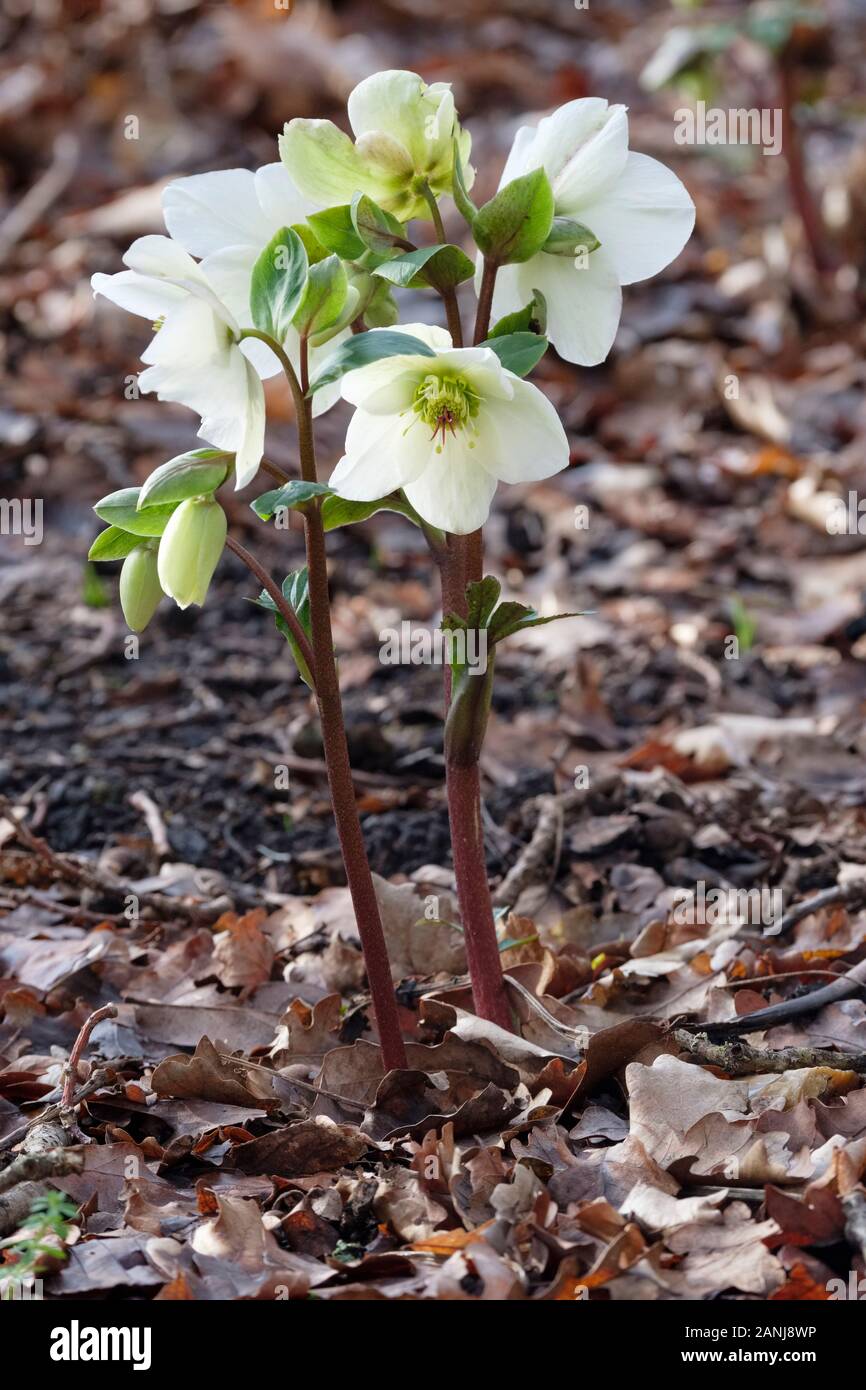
2, 0, 866, 945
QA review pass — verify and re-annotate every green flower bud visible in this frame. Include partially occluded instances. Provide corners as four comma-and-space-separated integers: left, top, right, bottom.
119, 543, 164, 632
157, 496, 227, 610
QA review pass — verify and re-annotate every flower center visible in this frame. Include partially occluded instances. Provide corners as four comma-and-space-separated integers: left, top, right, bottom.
410, 374, 480, 451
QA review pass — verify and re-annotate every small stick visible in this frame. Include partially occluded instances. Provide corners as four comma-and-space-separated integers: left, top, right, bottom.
0, 1148, 84, 1197
677, 957, 866, 1040
770, 881, 866, 937
129, 789, 170, 858
61, 1005, 118, 1110
674, 1028, 866, 1076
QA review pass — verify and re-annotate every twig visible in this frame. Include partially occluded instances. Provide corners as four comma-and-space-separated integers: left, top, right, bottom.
770, 881, 866, 937
674, 1028, 866, 1075
493, 791, 579, 908
0, 1148, 84, 1198
61, 1005, 117, 1110
0, 795, 225, 924
0, 134, 78, 263
129, 790, 169, 857
677, 958, 866, 1040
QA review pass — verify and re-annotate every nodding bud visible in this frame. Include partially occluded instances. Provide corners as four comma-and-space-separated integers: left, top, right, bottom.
119, 543, 164, 632
157, 496, 227, 610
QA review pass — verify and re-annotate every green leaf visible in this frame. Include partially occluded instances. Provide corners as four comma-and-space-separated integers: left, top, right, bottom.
308, 329, 436, 396
138, 449, 232, 509
254, 567, 314, 688
87, 525, 143, 562
290, 221, 331, 265
350, 193, 410, 257
452, 137, 478, 225
320, 492, 421, 532
489, 289, 547, 339
373, 243, 475, 292
93, 487, 178, 536
542, 216, 601, 257
250, 226, 308, 342
306, 205, 367, 261
293, 254, 349, 338
251, 480, 332, 521
473, 168, 555, 265
481, 331, 548, 377
488, 602, 584, 645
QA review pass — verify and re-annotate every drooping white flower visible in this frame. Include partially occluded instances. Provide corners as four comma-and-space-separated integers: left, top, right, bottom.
280, 70, 474, 222
92, 235, 266, 487
490, 98, 695, 366
161, 163, 349, 407
329, 325, 569, 535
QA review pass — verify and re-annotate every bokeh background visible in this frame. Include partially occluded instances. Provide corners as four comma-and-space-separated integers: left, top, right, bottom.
2, 0, 866, 940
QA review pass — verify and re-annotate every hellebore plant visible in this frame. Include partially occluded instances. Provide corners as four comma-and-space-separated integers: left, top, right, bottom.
89, 70, 694, 1063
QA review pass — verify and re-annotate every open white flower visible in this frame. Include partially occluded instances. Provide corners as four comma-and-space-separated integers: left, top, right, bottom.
490, 98, 695, 366
92, 235, 266, 487
329, 324, 569, 535
161, 163, 348, 408
280, 70, 474, 222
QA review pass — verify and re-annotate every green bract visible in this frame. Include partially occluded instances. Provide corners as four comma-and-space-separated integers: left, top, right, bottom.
250, 226, 309, 344
473, 168, 555, 266
93, 488, 178, 537
138, 449, 233, 509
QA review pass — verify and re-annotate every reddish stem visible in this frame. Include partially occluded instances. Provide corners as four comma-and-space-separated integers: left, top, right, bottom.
777, 53, 834, 276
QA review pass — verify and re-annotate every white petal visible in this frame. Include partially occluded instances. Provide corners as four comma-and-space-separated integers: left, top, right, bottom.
574, 151, 695, 285
254, 161, 316, 228
476, 376, 570, 483
496, 122, 539, 189
551, 104, 630, 212
91, 269, 185, 320
514, 247, 622, 367
524, 97, 613, 187
402, 438, 498, 535
330, 409, 430, 498
123, 234, 204, 283
394, 322, 453, 352
229, 360, 266, 488
162, 170, 275, 258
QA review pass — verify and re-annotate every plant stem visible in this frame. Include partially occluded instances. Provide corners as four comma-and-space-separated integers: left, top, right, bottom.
225, 535, 317, 682
446, 760, 512, 1030
418, 182, 464, 347
777, 51, 834, 276
437, 258, 510, 1027
474, 259, 498, 344
292, 335, 407, 1070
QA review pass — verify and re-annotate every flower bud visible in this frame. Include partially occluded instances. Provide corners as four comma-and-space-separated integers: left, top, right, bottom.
119, 543, 164, 632
157, 496, 227, 610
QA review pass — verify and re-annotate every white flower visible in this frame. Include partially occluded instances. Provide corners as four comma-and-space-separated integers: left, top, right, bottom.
329, 324, 569, 535
280, 70, 474, 222
490, 98, 695, 366
92, 234, 266, 487
161, 163, 349, 407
